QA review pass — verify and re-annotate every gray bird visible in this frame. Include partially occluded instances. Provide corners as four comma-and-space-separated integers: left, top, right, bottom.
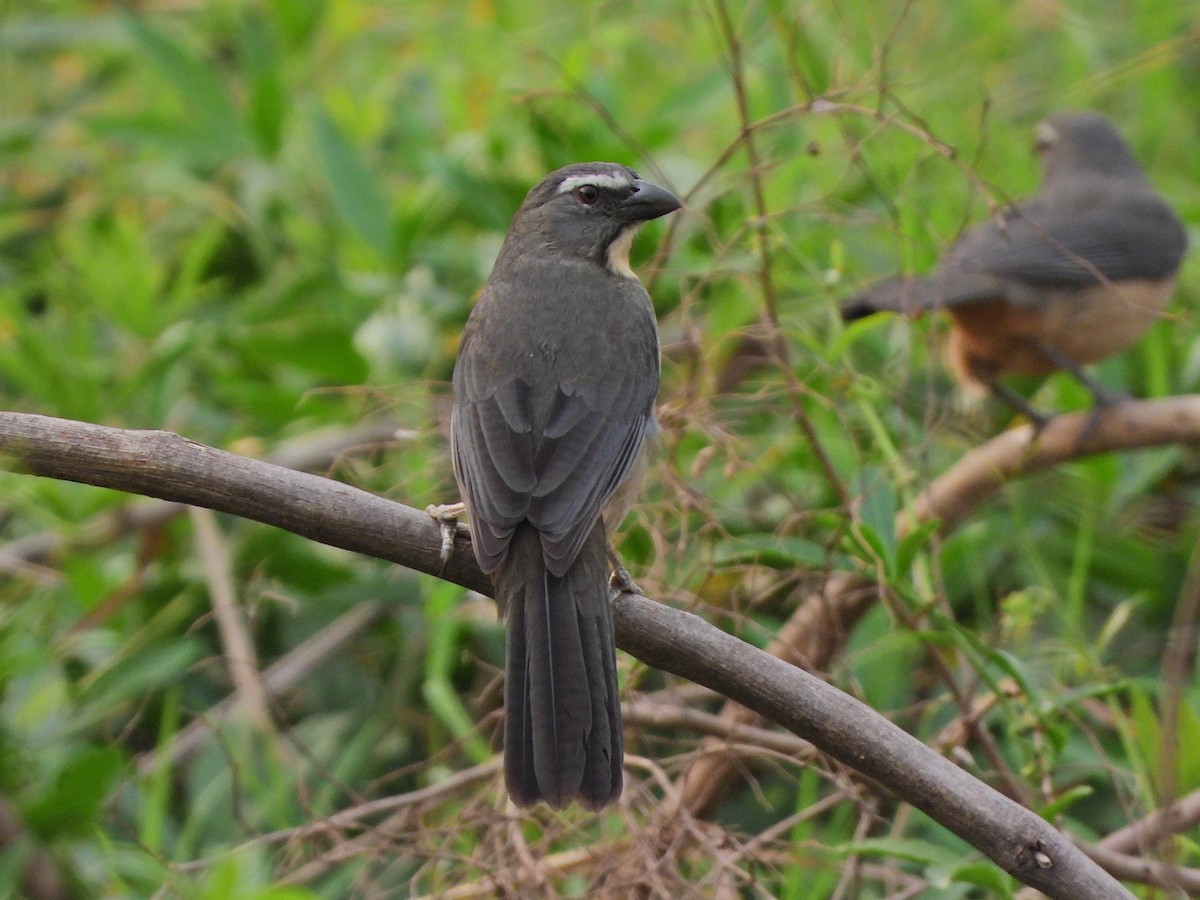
450, 162, 680, 809
841, 111, 1187, 421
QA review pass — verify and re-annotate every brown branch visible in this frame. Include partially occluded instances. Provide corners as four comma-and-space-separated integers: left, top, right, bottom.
679, 395, 1200, 817
0, 418, 404, 576
1073, 839, 1200, 895
1099, 786, 1200, 854
0, 410, 1140, 898
0, 412, 490, 596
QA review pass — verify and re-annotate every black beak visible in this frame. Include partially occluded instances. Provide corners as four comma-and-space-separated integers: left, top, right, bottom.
620, 179, 682, 222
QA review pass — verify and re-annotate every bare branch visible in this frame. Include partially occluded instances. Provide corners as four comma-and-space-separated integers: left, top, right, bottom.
911, 397, 1200, 531
614, 591, 1129, 898
0, 418, 404, 576
1073, 839, 1200, 895
0, 409, 1142, 898
0, 411, 490, 597
1099, 786, 1200, 854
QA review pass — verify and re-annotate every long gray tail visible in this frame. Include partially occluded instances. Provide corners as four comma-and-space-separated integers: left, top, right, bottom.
495, 522, 622, 810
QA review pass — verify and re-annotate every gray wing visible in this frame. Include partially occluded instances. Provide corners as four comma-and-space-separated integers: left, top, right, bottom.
842, 177, 1186, 320
451, 287, 658, 577
942, 188, 1186, 290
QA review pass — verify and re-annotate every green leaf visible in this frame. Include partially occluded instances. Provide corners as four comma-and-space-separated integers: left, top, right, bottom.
238, 10, 288, 157
124, 17, 252, 163
267, 0, 325, 48
1038, 785, 1094, 820
895, 518, 940, 576
76, 640, 205, 730
24, 745, 124, 836
941, 861, 1013, 895
855, 469, 897, 573
311, 106, 393, 259
422, 581, 491, 762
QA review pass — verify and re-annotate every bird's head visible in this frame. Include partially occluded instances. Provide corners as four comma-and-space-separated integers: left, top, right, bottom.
505, 163, 681, 277
1034, 111, 1144, 184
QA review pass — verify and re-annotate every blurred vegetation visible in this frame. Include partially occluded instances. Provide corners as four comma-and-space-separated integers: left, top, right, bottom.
0, 0, 1198, 896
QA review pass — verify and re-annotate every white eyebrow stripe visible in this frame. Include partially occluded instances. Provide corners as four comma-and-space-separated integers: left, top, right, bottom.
556, 172, 633, 194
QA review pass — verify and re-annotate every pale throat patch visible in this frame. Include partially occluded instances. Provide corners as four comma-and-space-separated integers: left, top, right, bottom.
557, 172, 633, 194
606, 225, 641, 280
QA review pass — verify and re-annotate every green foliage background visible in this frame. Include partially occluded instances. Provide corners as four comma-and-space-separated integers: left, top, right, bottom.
1, 0, 1198, 896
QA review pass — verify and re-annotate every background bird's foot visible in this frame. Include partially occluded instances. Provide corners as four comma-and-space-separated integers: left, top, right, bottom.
1034, 340, 1130, 410
1025, 408, 1056, 438
1089, 385, 1131, 408
1070, 387, 1130, 446
985, 379, 1055, 436
425, 502, 468, 572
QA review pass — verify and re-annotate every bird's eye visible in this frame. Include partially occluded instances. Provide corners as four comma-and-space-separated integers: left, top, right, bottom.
576, 185, 600, 205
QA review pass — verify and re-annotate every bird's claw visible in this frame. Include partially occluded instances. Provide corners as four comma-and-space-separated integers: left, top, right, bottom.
608, 562, 643, 597
426, 502, 468, 573
603, 545, 643, 596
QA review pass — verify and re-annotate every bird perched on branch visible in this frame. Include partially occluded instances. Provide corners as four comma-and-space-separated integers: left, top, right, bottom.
841, 111, 1187, 423
449, 162, 680, 809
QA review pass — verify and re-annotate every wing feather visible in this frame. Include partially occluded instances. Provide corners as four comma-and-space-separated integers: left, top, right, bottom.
451, 277, 658, 577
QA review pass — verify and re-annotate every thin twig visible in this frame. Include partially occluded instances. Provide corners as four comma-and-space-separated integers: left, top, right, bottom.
136, 601, 386, 774
1072, 839, 1200, 894
624, 697, 816, 759
1100, 786, 1200, 854
190, 507, 273, 730
710, 0, 851, 509
174, 758, 502, 876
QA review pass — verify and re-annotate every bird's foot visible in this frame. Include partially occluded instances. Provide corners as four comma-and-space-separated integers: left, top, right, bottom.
1077, 392, 1128, 446
986, 379, 1055, 438
605, 546, 643, 596
609, 564, 643, 596
1089, 385, 1131, 408
1026, 408, 1056, 440
425, 502, 468, 573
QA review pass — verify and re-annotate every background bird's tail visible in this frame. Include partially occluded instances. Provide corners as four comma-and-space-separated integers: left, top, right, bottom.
841, 273, 1005, 320
495, 522, 623, 810
840, 275, 934, 320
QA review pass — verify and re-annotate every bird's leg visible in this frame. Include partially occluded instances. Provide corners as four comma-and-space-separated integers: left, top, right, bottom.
1032, 340, 1130, 408
977, 367, 1055, 433
605, 545, 643, 596
425, 502, 468, 572
1028, 340, 1133, 444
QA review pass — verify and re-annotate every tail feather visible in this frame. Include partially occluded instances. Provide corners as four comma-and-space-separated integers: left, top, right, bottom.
577, 582, 623, 806
842, 273, 1009, 320
498, 523, 622, 809
840, 275, 934, 320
